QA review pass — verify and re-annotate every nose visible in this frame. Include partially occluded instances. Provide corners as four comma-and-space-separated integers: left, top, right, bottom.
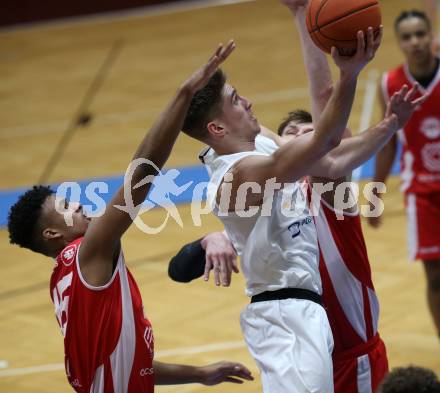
410, 34, 420, 46
243, 96, 252, 110
71, 202, 82, 213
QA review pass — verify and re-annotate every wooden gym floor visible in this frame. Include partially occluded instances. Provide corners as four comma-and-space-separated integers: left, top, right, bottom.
0, 0, 439, 392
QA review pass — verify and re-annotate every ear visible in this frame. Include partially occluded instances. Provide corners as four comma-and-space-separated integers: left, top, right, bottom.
42, 228, 62, 241
206, 121, 225, 138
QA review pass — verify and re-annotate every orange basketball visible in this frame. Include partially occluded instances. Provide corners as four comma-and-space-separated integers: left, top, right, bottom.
306, 0, 382, 54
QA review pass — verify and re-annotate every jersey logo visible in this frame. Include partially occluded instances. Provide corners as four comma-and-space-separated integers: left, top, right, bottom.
287, 216, 313, 239
140, 367, 154, 377
420, 117, 440, 140
61, 244, 77, 266
143, 326, 154, 356
421, 142, 440, 172
53, 272, 73, 336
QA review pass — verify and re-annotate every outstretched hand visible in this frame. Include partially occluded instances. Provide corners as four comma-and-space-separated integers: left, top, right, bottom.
385, 83, 428, 130
201, 231, 238, 287
182, 40, 235, 94
331, 26, 383, 77
200, 361, 254, 385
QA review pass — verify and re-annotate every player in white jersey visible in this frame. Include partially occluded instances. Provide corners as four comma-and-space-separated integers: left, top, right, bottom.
180, 5, 385, 389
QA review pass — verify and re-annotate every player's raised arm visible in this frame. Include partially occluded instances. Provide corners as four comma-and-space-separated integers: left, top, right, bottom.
257, 0, 336, 146
282, 0, 333, 121
308, 84, 427, 179
368, 79, 398, 227
227, 29, 380, 208
80, 41, 235, 286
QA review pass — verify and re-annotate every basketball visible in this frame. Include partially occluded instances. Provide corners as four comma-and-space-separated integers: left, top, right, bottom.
306, 0, 382, 54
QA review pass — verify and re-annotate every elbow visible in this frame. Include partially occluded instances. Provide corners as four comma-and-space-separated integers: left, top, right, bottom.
319, 152, 348, 180
167, 240, 206, 283
167, 256, 191, 283
315, 85, 334, 104
326, 168, 343, 180
324, 157, 343, 180
312, 133, 341, 158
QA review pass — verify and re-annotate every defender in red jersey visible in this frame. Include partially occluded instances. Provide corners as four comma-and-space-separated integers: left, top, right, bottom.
369, 10, 440, 338
7, 42, 254, 393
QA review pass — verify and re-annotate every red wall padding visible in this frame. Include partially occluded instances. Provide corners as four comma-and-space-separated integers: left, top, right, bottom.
1, 0, 183, 27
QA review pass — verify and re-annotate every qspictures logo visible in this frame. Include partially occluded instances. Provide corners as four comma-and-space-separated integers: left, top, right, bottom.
54, 158, 387, 234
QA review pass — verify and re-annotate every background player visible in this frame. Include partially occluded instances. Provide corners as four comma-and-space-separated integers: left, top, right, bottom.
7, 42, 254, 392
369, 9, 440, 339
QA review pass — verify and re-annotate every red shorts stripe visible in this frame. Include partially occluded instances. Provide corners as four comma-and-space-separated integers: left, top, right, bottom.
333, 336, 388, 393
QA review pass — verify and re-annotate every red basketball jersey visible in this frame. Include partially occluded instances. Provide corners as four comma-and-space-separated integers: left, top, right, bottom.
311, 198, 380, 354
382, 61, 440, 194
50, 237, 155, 393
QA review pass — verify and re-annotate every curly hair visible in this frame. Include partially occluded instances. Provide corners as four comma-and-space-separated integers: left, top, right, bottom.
182, 69, 226, 141
395, 10, 431, 32
378, 366, 440, 393
277, 109, 313, 136
8, 185, 53, 253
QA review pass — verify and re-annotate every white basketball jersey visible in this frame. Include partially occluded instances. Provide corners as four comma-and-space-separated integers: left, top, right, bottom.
200, 134, 321, 297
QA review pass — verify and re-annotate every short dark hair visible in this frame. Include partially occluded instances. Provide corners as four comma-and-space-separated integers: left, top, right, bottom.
395, 10, 431, 32
277, 109, 313, 136
8, 185, 53, 253
182, 69, 227, 141
378, 366, 440, 393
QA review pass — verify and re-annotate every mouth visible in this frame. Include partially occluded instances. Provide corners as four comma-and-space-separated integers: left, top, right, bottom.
412, 48, 424, 55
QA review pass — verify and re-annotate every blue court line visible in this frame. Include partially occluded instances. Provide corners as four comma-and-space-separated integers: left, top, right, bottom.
0, 150, 401, 228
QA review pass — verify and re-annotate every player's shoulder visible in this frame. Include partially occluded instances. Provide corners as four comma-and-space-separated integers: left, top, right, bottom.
55, 237, 83, 269
383, 63, 406, 85
255, 134, 279, 154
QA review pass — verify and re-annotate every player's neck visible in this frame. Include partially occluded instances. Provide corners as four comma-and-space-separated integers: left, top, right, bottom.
211, 139, 255, 155
408, 55, 438, 80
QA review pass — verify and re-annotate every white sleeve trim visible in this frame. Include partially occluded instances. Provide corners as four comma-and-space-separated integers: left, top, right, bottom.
75, 242, 122, 291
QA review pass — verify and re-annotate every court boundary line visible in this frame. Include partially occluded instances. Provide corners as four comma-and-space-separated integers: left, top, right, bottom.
0, 340, 246, 377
